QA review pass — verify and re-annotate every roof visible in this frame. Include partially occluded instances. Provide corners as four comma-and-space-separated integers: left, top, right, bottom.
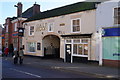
24, 2, 100, 23
22, 7, 33, 18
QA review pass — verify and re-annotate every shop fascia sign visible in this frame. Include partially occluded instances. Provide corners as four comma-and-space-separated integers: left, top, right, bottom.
36, 23, 47, 31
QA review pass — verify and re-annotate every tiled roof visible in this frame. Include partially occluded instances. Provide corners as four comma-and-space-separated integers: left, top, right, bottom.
22, 7, 33, 18
24, 2, 100, 22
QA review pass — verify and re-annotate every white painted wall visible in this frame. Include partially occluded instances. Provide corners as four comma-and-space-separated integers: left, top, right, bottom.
23, 9, 97, 60
96, 0, 119, 31
96, 0, 120, 65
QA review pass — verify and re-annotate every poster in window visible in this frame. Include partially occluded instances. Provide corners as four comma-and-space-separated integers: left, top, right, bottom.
37, 42, 41, 50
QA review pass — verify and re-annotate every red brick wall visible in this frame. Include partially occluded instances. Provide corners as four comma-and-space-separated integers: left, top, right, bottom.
103, 59, 120, 68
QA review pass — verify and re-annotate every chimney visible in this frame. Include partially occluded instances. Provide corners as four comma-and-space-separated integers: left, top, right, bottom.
15, 2, 22, 17
33, 3, 40, 16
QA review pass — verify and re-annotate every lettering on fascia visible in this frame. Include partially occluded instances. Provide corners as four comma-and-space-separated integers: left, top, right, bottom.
60, 23, 65, 26
36, 23, 47, 31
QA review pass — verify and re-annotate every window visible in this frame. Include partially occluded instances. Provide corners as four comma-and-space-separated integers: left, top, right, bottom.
27, 42, 36, 52
37, 42, 41, 50
73, 39, 88, 56
13, 38, 18, 43
14, 23, 17, 31
66, 39, 71, 43
73, 39, 80, 43
81, 38, 88, 43
48, 23, 54, 32
29, 26, 34, 36
73, 44, 88, 55
72, 19, 80, 32
114, 7, 120, 24
6, 25, 8, 32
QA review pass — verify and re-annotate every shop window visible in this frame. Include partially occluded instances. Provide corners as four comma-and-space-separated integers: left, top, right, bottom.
78, 44, 83, 55
73, 39, 80, 43
29, 26, 34, 36
66, 39, 71, 43
27, 42, 36, 52
73, 44, 77, 54
84, 44, 88, 55
72, 19, 81, 32
48, 23, 54, 32
81, 38, 88, 43
73, 44, 88, 55
114, 7, 120, 24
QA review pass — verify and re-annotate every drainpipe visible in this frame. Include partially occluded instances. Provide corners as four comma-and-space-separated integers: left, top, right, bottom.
99, 27, 103, 66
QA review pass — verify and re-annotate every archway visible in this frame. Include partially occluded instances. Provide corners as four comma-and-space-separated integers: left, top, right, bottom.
42, 35, 60, 58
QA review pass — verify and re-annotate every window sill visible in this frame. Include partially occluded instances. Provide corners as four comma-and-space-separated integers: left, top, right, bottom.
71, 31, 81, 33
27, 52, 36, 53
72, 54, 88, 57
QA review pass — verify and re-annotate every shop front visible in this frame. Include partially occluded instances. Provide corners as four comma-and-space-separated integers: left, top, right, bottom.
102, 27, 120, 67
61, 34, 92, 63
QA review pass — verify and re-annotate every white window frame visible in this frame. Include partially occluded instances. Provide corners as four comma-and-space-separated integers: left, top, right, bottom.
27, 42, 36, 53
65, 39, 89, 57
29, 26, 34, 36
6, 25, 8, 32
113, 7, 120, 25
71, 18, 81, 33
48, 23, 54, 32
14, 23, 17, 31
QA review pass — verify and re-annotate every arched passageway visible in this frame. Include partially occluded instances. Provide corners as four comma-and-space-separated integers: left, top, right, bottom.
42, 35, 60, 58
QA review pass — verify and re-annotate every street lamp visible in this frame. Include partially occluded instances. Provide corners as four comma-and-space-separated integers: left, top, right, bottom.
17, 21, 24, 54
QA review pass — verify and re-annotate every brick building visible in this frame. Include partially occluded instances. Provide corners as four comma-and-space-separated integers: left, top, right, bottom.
3, 2, 40, 52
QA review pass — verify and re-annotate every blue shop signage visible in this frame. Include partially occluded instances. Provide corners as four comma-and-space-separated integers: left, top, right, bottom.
2, 37, 5, 39
13, 33, 18, 36
102, 27, 120, 37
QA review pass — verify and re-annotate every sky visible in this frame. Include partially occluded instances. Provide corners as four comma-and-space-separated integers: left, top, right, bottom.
0, 0, 86, 27
0, 0, 117, 27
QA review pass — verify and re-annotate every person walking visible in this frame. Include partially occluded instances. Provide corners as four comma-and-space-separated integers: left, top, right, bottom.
2, 46, 5, 56
13, 48, 19, 64
19, 48, 24, 64
9, 44, 14, 57
4, 47, 9, 57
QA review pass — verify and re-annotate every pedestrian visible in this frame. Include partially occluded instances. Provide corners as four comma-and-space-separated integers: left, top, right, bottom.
13, 48, 19, 64
4, 47, 9, 57
8, 44, 14, 57
2, 46, 5, 56
19, 47, 24, 64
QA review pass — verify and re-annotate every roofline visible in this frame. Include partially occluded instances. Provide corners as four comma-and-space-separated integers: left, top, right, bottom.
23, 9, 96, 23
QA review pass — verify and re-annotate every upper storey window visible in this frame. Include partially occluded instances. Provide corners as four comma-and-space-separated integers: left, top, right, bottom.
72, 19, 81, 32
114, 7, 120, 24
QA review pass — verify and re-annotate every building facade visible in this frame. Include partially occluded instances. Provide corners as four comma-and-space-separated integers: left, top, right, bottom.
23, 2, 100, 63
3, 2, 40, 52
96, 0, 120, 67
3, 17, 15, 48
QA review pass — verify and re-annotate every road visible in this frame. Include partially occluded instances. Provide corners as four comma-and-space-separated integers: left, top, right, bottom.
2, 56, 98, 79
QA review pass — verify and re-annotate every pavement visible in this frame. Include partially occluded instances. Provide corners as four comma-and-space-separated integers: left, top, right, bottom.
0, 51, 2, 56
24, 56, 120, 79
1, 55, 120, 79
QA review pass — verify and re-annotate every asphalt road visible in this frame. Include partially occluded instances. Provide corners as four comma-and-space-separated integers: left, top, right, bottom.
2, 56, 97, 79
